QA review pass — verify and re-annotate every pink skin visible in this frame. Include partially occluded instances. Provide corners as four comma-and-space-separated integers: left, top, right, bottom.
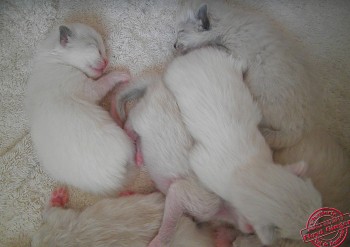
50, 187, 69, 208
214, 226, 237, 247
124, 121, 144, 168
90, 58, 109, 78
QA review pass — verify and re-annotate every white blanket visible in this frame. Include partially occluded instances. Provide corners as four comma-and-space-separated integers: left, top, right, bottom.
1, 0, 349, 246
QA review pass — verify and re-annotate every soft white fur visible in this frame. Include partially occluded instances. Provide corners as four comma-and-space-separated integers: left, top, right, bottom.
175, 0, 317, 150
120, 75, 193, 194
164, 47, 322, 245
31, 193, 215, 247
25, 23, 135, 194
274, 127, 350, 213
117, 75, 238, 246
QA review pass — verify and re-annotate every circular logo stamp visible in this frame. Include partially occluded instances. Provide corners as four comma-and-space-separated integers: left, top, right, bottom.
300, 207, 350, 247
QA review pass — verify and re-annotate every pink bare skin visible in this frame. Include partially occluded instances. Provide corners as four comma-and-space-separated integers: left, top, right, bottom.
214, 226, 238, 247
50, 187, 69, 208
124, 121, 144, 168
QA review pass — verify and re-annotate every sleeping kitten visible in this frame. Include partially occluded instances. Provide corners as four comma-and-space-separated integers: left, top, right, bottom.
164, 47, 322, 245
115, 74, 240, 247
31, 187, 215, 247
175, 0, 316, 150
25, 23, 136, 194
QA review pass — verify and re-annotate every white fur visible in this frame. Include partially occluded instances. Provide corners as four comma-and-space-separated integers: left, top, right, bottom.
163, 47, 322, 245
123, 75, 193, 193
25, 23, 135, 194
117, 75, 236, 246
274, 127, 350, 213
175, 0, 317, 150
31, 193, 215, 247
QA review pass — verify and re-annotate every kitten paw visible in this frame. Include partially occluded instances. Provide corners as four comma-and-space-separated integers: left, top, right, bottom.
50, 187, 69, 207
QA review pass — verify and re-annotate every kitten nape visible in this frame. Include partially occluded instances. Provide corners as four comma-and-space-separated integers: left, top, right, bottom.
59, 26, 73, 47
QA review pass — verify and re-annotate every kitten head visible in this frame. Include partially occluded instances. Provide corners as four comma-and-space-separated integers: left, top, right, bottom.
43, 23, 108, 79
255, 161, 322, 244
175, 2, 223, 53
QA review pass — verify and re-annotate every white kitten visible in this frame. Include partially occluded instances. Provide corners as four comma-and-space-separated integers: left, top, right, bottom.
116, 74, 240, 246
164, 47, 322, 245
25, 23, 135, 194
175, 0, 316, 150
31, 188, 215, 247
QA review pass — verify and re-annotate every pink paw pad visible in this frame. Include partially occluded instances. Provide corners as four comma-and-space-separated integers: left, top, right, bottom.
50, 187, 69, 207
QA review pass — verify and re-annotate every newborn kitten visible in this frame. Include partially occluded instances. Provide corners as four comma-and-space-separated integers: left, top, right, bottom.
25, 23, 135, 194
116, 75, 240, 247
31, 187, 215, 247
164, 47, 322, 245
175, 0, 316, 150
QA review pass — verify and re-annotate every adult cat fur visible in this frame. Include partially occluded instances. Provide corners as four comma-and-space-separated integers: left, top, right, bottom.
31, 188, 215, 247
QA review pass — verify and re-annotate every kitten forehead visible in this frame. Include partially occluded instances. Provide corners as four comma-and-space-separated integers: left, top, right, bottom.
176, 8, 195, 25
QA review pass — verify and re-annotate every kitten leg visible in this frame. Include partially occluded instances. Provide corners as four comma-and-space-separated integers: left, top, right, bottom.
259, 127, 303, 150
149, 178, 222, 247
110, 93, 124, 127
90, 71, 130, 101
124, 120, 144, 167
41, 187, 78, 226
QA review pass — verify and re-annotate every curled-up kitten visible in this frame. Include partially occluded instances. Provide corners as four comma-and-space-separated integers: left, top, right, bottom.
25, 23, 135, 194
164, 47, 322, 245
175, 0, 316, 150
31, 187, 215, 247
115, 74, 240, 247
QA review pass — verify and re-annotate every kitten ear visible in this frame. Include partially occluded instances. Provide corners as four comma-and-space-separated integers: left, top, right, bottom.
285, 160, 308, 177
196, 4, 210, 30
59, 26, 73, 47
